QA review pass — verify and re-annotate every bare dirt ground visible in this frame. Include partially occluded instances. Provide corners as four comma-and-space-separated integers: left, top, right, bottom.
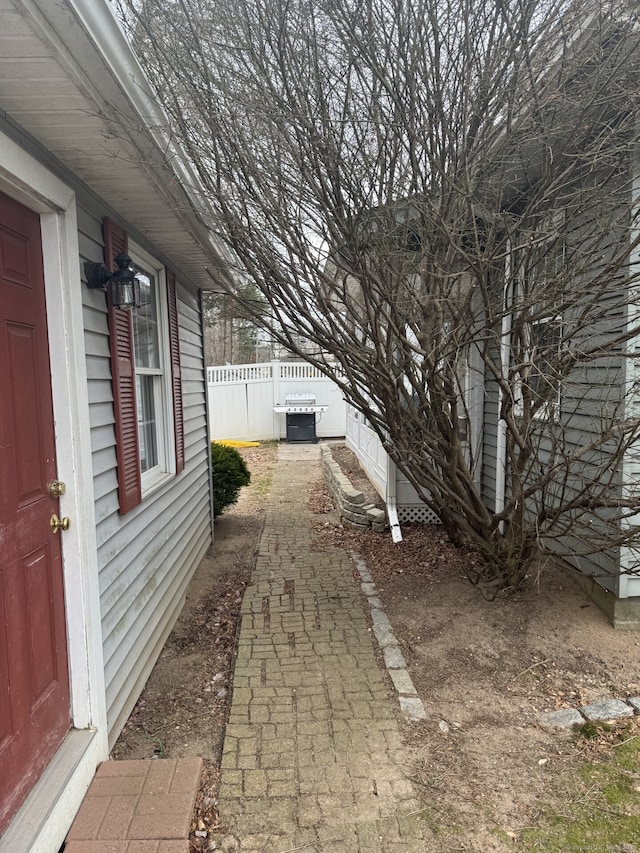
113, 441, 640, 852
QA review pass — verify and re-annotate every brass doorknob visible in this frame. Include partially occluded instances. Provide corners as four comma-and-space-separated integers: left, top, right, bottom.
50, 514, 71, 534
47, 479, 66, 498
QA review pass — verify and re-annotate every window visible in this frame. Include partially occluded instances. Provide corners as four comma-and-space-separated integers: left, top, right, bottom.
512, 305, 563, 420
130, 246, 174, 489
510, 214, 565, 420
526, 313, 562, 418
103, 217, 184, 515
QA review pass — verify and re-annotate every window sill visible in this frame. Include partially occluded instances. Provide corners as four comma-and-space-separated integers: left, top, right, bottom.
514, 403, 560, 423
141, 467, 174, 499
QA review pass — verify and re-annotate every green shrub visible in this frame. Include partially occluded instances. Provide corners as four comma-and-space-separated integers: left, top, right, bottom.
210, 442, 251, 516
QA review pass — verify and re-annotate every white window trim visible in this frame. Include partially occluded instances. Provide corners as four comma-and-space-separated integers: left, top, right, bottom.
510, 222, 565, 422
128, 242, 176, 495
528, 313, 562, 420
512, 311, 563, 422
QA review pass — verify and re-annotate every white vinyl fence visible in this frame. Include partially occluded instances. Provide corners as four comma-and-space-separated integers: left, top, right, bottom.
207, 360, 347, 441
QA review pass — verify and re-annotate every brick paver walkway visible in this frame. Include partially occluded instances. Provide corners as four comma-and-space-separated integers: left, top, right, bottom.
215, 444, 428, 852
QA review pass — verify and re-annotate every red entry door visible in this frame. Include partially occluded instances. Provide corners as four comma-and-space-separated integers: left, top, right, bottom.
0, 191, 71, 833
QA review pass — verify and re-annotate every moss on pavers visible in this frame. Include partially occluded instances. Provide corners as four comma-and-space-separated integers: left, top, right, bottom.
259, 736, 295, 756
230, 798, 297, 835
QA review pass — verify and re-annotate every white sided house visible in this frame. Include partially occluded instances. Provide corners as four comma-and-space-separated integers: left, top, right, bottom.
0, 2, 232, 849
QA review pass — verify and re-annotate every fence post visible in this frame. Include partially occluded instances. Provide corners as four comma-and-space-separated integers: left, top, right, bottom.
272, 360, 281, 440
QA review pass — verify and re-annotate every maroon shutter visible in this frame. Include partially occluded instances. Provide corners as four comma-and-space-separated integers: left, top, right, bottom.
166, 268, 185, 474
104, 217, 142, 514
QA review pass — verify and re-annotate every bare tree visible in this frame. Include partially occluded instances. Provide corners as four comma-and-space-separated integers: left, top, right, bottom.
203, 283, 271, 365
116, 0, 640, 595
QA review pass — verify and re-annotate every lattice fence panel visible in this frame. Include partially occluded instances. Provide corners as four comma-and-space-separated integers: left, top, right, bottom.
397, 505, 441, 525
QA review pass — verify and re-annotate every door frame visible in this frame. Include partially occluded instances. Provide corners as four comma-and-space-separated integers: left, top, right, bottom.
0, 130, 108, 850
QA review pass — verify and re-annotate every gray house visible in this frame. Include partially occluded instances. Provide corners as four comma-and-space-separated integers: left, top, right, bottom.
345, 17, 640, 627
0, 1, 231, 849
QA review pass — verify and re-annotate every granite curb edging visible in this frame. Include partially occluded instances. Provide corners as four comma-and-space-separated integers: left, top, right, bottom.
541, 697, 640, 729
319, 445, 639, 736
350, 551, 427, 722
350, 553, 640, 734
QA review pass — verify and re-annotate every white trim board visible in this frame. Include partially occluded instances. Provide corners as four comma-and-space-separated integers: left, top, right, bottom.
619, 129, 640, 599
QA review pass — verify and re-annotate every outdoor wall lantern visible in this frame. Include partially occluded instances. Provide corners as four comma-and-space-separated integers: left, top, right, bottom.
85, 252, 140, 309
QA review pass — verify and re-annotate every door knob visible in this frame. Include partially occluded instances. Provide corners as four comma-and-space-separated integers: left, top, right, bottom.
47, 480, 66, 498
50, 514, 71, 534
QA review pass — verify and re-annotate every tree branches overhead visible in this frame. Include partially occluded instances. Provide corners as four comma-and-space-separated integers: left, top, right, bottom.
117, 0, 640, 592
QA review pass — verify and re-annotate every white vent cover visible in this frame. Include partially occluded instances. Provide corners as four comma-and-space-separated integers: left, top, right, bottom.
397, 505, 441, 525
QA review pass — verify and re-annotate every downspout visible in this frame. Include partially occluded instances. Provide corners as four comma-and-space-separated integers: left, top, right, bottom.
386, 450, 403, 543
272, 359, 281, 441
495, 245, 513, 531
201, 291, 216, 543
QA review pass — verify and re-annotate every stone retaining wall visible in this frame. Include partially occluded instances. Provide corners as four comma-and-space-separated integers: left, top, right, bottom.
320, 444, 387, 532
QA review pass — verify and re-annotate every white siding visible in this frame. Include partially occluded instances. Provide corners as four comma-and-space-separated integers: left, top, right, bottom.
481, 364, 501, 512
345, 406, 387, 498
79, 205, 212, 746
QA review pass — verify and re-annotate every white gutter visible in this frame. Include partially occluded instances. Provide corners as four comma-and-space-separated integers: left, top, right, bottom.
67, 0, 209, 205
201, 291, 216, 543
26, 0, 235, 288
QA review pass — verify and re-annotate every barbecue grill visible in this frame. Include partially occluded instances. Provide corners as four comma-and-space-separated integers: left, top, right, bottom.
272, 393, 328, 442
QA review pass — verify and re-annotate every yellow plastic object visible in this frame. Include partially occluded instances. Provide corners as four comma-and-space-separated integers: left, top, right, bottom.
214, 439, 261, 447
